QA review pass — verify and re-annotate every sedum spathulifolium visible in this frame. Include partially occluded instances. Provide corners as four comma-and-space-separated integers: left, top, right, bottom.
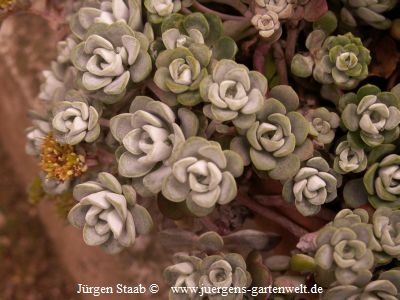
23, 1, 400, 294
68, 172, 153, 253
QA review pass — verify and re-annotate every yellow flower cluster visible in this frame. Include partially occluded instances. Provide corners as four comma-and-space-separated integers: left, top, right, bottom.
40, 134, 87, 182
0, 0, 15, 11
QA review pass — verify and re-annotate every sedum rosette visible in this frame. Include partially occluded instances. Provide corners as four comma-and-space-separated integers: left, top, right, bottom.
340, 0, 398, 29
283, 157, 339, 216
291, 30, 371, 90
56, 35, 78, 65
316, 32, 370, 90
314, 209, 382, 287
110, 96, 198, 197
251, 12, 282, 41
307, 107, 339, 145
164, 253, 202, 300
340, 84, 400, 148
71, 21, 152, 103
373, 207, 400, 260
68, 172, 153, 253
324, 269, 400, 300
52, 91, 101, 145
39, 61, 77, 104
159, 13, 238, 60
154, 46, 211, 106
25, 114, 51, 157
70, 0, 143, 39
254, 0, 296, 19
200, 59, 268, 129
199, 253, 251, 300
144, 0, 192, 24
162, 137, 244, 217
231, 85, 312, 181
333, 141, 367, 174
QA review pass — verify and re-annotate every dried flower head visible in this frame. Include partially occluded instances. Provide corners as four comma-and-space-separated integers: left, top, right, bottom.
40, 133, 87, 182
0, 0, 15, 11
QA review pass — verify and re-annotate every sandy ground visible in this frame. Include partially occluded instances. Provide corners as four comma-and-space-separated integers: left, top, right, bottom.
0, 145, 80, 300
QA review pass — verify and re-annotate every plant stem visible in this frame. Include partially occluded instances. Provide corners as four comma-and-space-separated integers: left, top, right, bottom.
99, 118, 110, 128
272, 41, 289, 85
205, 120, 218, 139
285, 20, 303, 64
236, 192, 308, 238
191, 0, 250, 21
200, 216, 220, 233
200, 0, 250, 16
253, 42, 270, 76
145, 79, 177, 106
253, 194, 290, 207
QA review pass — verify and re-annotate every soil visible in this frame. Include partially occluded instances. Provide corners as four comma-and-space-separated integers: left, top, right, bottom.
0, 145, 80, 300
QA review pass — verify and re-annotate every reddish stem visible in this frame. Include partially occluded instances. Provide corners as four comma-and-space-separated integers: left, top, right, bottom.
272, 42, 289, 85
200, 217, 220, 233
285, 20, 303, 64
191, 0, 250, 21
253, 42, 270, 76
99, 118, 110, 128
236, 192, 308, 238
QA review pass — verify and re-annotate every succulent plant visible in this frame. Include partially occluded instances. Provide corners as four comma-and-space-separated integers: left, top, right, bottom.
162, 137, 243, 216
144, 0, 192, 24
291, 30, 371, 90
254, 0, 296, 19
164, 253, 202, 299
154, 46, 211, 106
324, 269, 400, 300
68, 172, 153, 253
333, 141, 367, 174
340, 84, 400, 148
110, 96, 199, 196
25, 115, 51, 156
314, 209, 382, 286
231, 85, 312, 180
283, 157, 339, 216
251, 12, 282, 41
372, 207, 400, 260
39, 61, 77, 103
199, 253, 251, 299
364, 153, 400, 209
52, 91, 101, 145
40, 174, 71, 195
307, 107, 339, 145
71, 21, 152, 103
56, 35, 78, 65
70, 0, 143, 40
160, 13, 238, 60
200, 59, 268, 128
340, 0, 398, 29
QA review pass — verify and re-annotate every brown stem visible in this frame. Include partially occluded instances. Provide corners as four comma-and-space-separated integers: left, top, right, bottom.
181, 7, 192, 15
236, 192, 308, 238
191, 0, 250, 21
285, 20, 302, 64
316, 208, 336, 222
253, 194, 291, 207
205, 120, 218, 139
99, 118, 110, 128
200, 217, 220, 233
253, 42, 271, 76
199, 0, 249, 15
145, 79, 177, 106
387, 65, 400, 90
272, 42, 289, 85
